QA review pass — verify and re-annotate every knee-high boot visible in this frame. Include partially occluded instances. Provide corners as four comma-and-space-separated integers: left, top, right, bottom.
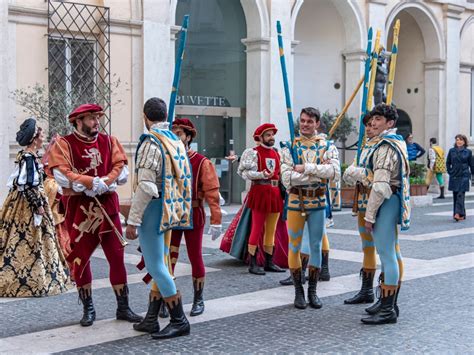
264, 251, 285, 272
151, 292, 190, 339
344, 269, 375, 304
307, 266, 322, 309
78, 286, 96, 327
361, 284, 397, 325
319, 251, 330, 281
190, 278, 205, 316
291, 268, 307, 309
115, 285, 144, 323
365, 274, 399, 316
133, 292, 161, 333
249, 253, 265, 275
279, 256, 308, 286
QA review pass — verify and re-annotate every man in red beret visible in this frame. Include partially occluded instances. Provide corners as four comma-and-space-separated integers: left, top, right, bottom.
237, 123, 285, 275
48, 103, 142, 327
167, 118, 222, 316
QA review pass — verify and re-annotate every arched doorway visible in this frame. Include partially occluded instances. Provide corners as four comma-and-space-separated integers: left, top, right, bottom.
386, 3, 443, 148
175, 0, 247, 203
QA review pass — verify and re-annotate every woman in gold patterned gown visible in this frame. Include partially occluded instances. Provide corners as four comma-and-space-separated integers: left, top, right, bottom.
0, 118, 71, 297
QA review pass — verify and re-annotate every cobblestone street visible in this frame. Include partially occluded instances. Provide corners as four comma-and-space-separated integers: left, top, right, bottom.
1, 194, 473, 354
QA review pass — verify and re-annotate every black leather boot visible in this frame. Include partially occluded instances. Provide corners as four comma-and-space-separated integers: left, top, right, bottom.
361, 286, 397, 325
279, 256, 308, 286
291, 269, 307, 309
365, 273, 383, 315
344, 269, 375, 304
264, 252, 285, 272
249, 254, 265, 275
159, 302, 169, 318
78, 287, 96, 327
190, 278, 205, 316
133, 294, 161, 333
151, 293, 190, 339
115, 285, 144, 323
319, 252, 330, 281
437, 186, 445, 199
307, 267, 322, 309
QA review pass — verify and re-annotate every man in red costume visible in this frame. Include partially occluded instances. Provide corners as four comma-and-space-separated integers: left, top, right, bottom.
169, 118, 222, 316
237, 123, 285, 275
48, 104, 142, 327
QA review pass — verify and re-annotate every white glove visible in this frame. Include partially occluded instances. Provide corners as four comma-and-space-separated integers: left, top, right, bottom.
93, 176, 109, 195
117, 165, 129, 185
208, 225, 222, 241
72, 181, 87, 192
219, 193, 225, 206
108, 182, 118, 192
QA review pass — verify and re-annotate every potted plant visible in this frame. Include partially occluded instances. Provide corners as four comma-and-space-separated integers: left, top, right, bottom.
409, 162, 428, 196
339, 163, 356, 208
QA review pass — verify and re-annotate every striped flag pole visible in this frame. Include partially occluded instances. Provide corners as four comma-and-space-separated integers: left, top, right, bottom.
355, 27, 373, 165
168, 14, 189, 124
386, 19, 400, 105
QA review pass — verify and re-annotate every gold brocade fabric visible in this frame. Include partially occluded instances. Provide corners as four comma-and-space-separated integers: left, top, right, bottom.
0, 179, 71, 297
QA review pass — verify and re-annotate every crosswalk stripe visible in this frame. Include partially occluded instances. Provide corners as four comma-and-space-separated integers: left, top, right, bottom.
425, 209, 474, 217
1, 252, 472, 354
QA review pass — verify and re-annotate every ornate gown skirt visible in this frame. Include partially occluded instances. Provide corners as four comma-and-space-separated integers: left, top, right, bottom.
0, 189, 72, 297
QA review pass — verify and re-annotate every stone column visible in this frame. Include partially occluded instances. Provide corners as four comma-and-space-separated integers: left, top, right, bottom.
423, 59, 445, 148
367, 0, 387, 44
0, 1, 9, 201
241, 37, 270, 148
443, 4, 464, 148
459, 63, 473, 138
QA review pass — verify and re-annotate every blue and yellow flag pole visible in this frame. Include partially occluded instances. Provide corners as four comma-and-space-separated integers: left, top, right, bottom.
168, 14, 189, 124
276, 21, 297, 162
386, 20, 400, 105
355, 28, 374, 165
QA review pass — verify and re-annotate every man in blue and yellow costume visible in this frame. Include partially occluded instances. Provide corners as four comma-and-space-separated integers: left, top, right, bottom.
280, 107, 340, 309
125, 97, 192, 339
361, 103, 410, 325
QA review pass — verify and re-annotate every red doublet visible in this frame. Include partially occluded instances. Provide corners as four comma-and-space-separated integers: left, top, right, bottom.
246, 146, 283, 213
58, 133, 125, 285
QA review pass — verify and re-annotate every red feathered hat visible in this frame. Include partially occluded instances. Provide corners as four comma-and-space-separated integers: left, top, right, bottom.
172, 118, 197, 138
69, 104, 105, 123
253, 123, 278, 141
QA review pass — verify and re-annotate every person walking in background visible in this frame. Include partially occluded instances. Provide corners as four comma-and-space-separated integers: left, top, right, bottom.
425, 137, 447, 199
446, 134, 473, 222
405, 133, 425, 161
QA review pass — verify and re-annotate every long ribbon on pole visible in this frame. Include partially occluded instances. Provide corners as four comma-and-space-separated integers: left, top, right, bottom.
168, 14, 190, 123
386, 19, 400, 105
328, 75, 364, 139
355, 27, 373, 165
276, 21, 297, 162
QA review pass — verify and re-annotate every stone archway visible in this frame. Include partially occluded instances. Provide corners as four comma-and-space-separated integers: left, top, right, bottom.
386, 3, 444, 149
291, 0, 365, 122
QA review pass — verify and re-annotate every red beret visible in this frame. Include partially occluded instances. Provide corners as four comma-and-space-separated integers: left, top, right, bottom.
253, 123, 278, 141
172, 118, 197, 138
69, 104, 105, 123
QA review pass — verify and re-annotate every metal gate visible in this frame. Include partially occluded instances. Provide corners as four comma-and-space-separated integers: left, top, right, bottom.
47, 0, 111, 134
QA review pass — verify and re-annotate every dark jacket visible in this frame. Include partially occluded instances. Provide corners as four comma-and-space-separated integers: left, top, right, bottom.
406, 142, 425, 161
446, 147, 473, 192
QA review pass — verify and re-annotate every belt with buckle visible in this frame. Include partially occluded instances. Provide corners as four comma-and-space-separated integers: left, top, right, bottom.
289, 187, 326, 198
252, 179, 279, 187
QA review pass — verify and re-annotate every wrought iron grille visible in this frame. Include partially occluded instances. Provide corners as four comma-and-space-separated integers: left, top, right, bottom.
47, 0, 111, 134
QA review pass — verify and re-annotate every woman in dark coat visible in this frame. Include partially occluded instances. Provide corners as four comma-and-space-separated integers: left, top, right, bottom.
446, 134, 474, 221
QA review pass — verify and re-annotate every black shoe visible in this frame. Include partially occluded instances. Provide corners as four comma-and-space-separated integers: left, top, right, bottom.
190, 278, 205, 317
436, 186, 445, 199
249, 254, 265, 275
264, 252, 285, 272
78, 287, 96, 327
133, 295, 161, 333
159, 302, 169, 318
344, 269, 375, 304
291, 269, 307, 309
115, 285, 144, 323
151, 293, 190, 339
319, 252, 330, 281
307, 267, 322, 309
279, 274, 293, 286
365, 275, 400, 316
361, 287, 397, 325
